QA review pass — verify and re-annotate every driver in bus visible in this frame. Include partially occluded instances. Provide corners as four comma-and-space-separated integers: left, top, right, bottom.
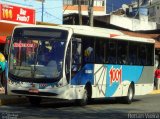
38, 42, 50, 65
47, 42, 64, 71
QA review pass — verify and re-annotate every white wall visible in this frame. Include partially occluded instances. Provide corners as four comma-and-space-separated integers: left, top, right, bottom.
63, 0, 106, 16
150, 0, 160, 4
64, 10, 106, 16
110, 15, 156, 31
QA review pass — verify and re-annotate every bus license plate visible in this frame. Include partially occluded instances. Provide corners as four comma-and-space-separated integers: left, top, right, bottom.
29, 89, 39, 93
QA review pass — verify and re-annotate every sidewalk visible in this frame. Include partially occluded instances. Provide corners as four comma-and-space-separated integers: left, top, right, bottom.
0, 90, 27, 106
149, 89, 160, 94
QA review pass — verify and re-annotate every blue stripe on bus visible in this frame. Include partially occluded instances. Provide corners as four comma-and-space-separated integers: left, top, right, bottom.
105, 65, 143, 97
71, 64, 94, 85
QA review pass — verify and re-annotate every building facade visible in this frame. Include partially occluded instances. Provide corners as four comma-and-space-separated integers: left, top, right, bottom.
148, 0, 160, 24
106, 0, 132, 13
63, 0, 106, 16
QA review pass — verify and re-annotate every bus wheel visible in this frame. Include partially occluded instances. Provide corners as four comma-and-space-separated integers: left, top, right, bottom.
124, 84, 134, 104
28, 96, 42, 106
76, 87, 88, 106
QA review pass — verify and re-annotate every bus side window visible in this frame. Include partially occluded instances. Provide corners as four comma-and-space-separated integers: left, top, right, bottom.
117, 41, 128, 65
84, 46, 94, 63
129, 42, 137, 65
138, 44, 147, 65
108, 41, 116, 64
83, 37, 94, 63
147, 44, 154, 66
95, 39, 105, 63
72, 38, 82, 72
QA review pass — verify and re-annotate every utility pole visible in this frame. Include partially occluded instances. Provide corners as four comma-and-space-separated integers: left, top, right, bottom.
88, 0, 94, 26
35, 0, 45, 22
112, 2, 114, 12
137, 0, 140, 19
41, 0, 44, 22
78, 0, 82, 25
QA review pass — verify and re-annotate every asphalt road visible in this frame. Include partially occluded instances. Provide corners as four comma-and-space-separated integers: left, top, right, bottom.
0, 94, 160, 119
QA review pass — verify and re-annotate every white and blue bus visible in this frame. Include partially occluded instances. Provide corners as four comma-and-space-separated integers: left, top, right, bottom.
6, 25, 155, 106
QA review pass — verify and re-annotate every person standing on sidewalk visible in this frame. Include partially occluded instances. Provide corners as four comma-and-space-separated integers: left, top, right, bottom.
154, 65, 160, 90
0, 53, 6, 93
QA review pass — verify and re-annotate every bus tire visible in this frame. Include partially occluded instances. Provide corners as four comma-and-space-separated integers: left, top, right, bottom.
76, 88, 88, 106
124, 84, 134, 104
76, 85, 91, 106
28, 96, 42, 106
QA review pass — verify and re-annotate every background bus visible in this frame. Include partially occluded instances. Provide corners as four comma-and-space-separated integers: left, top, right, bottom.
6, 25, 155, 106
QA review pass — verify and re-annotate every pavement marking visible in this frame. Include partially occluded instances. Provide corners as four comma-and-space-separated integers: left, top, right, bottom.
150, 90, 160, 94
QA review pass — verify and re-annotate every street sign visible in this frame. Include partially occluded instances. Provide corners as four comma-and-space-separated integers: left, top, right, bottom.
0, 3, 35, 24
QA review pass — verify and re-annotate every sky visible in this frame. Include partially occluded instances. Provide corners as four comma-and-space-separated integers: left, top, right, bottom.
0, 0, 63, 24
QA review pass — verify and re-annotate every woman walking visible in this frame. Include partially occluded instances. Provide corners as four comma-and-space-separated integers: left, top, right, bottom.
154, 65, 160, 90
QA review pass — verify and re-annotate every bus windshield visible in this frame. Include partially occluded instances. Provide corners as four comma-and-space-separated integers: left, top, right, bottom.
9, 28, 68, 83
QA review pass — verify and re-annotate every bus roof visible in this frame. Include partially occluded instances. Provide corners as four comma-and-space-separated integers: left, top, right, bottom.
13, 25, 155, 44
61, 25, 155, 43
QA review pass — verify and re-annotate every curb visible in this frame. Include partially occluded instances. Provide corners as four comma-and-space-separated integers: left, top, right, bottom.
0, 94, 28, 106
150, 90, 160, 94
